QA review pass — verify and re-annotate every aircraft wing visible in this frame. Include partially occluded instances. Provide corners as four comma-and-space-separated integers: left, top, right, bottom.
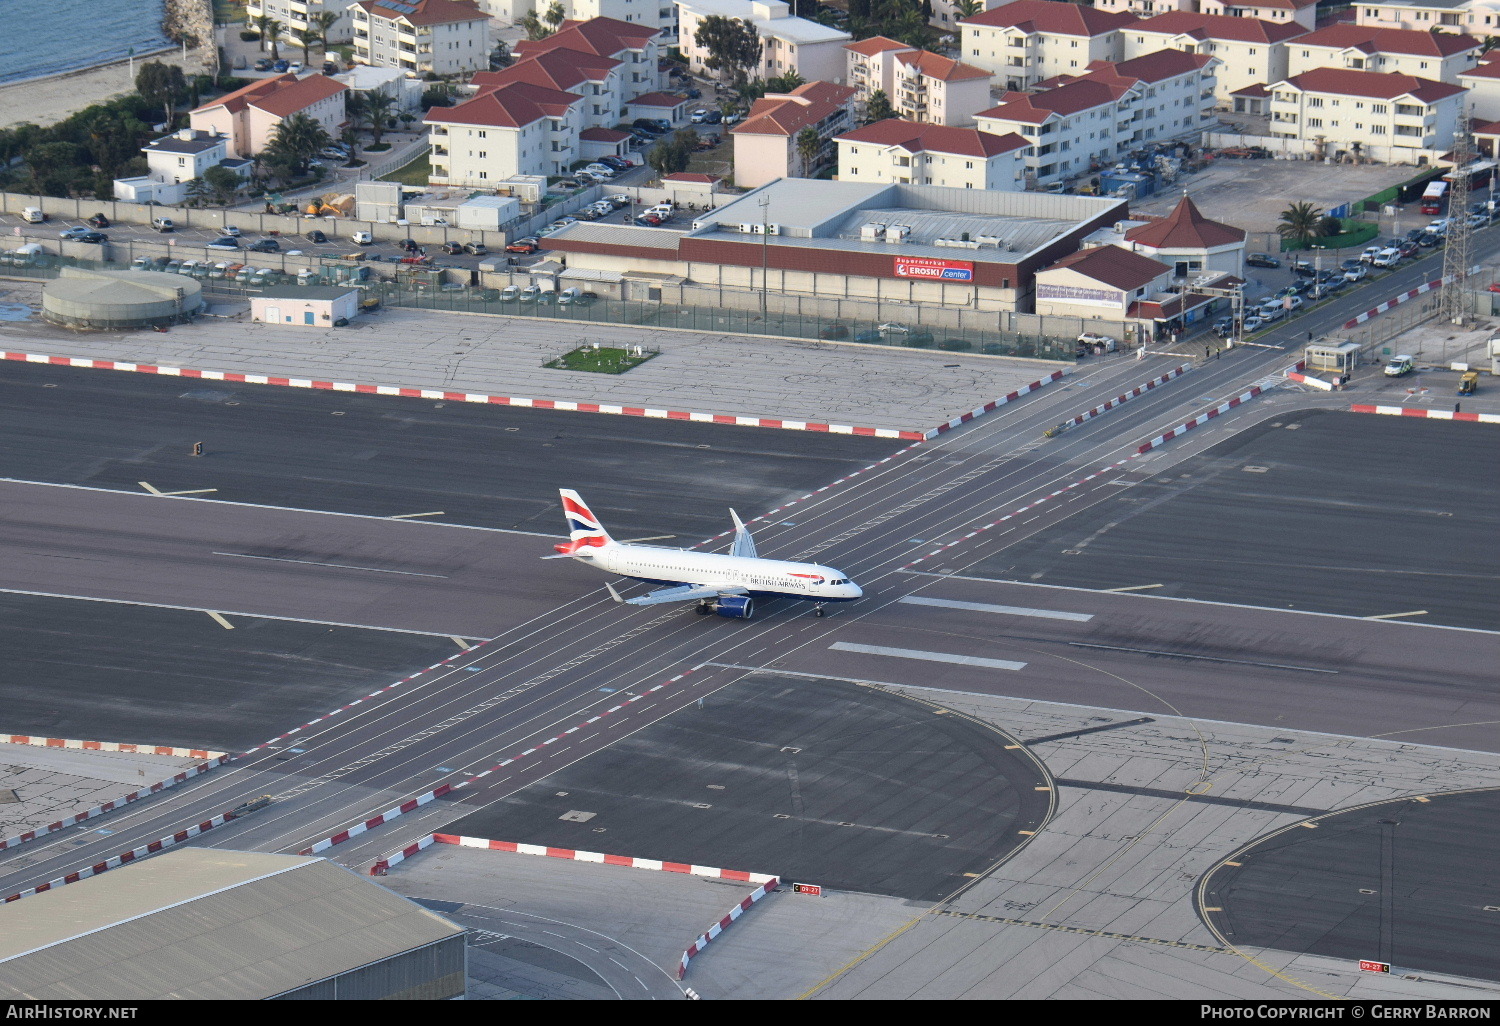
729, 509, 758, 559
609, 583, 748, 606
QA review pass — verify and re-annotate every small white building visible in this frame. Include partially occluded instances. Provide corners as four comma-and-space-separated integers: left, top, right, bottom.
1268, 67, 1466, 162
676, 0, 852, 84
1035, 242, 1235, 340
835, 118, 1032, 191
252, 284, 360, 326
1124, 11, 1309, 104
112, 129, 252, 205
334, 64, 425, 110
1286, 24, 1481, 83
960, 0, 1136, 90
348, 0, 492, 76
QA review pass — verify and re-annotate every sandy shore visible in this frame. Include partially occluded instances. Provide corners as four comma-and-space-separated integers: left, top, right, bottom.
0, 45, 213, 130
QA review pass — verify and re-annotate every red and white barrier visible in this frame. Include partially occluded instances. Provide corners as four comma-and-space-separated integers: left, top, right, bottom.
1, 734, 224, 760
374, 832, 777, 883
1343, 273, 1465, 329
1284, 371, 1336, 391
1350, 403, 1500, 424
368, 833, 437, 875
679, 877, 781, 979
1057, 364, 1190, 429
2, 812, 232, 904
923, 370, 1066, 438
298, 784, 455, 856
1136, 385, 1265, 454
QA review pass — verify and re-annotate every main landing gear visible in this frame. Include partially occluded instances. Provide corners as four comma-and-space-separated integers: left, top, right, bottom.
696, 600, 712, 615
813, 604, 826, 617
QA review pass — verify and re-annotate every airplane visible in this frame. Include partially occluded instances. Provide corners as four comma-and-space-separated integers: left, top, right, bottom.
547, 489, 862, 619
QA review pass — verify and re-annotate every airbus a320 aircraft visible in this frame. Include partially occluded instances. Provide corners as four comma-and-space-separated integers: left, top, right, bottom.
548, 489, 862, 619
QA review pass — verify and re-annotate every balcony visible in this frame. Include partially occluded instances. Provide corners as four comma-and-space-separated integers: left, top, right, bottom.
432, 146, 448, 156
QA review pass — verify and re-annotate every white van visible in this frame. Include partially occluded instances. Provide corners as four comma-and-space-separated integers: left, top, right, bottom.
21, 207, 45, 224
1371, 247, 1402, 268
557, 286, 583, 305
645, 202, 674, 218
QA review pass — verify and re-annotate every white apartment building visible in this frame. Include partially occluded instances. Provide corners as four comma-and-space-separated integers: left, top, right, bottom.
1286, 24, 1480, 83
426, 81, 583, 185
960, 0, 1136, 90
845, 35, 916, 108
842, 39, 993, 126
1268, 68, 1465, 162
835, 119, 1031, 190
976, 48, 1217, 186
112, 129, 253, 205
470, 45, 625, 130
1354, 0, 1492, 32
1124, 12, 1307, 103
1459, 60, 1500, 121
517, 16, 664, 97
247, 0, 354, 45
1198, 0, 1319, 30
677, 0, 852, 84
1093, 0, 1193, 16
348, 0, 491, 76
730, 80, 856, 187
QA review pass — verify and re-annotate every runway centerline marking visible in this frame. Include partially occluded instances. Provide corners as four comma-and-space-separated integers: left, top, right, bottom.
899, 595, 1093, 622
829, 642, 1027, 672
212, 552, 448, 578
1066, 641, 1338, 674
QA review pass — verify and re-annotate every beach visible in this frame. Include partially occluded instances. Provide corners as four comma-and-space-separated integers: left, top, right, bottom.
0, 43, 215, 130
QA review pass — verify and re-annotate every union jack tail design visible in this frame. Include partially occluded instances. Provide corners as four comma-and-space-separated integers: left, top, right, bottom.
555, 489, 616, 555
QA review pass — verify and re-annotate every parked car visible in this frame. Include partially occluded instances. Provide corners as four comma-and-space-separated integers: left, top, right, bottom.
1211, 316, 1236, 337
206, 237, 240, 250
598, 155, 631, 170
1383, 354, 1415, 377
1371, 247, 1402, 268
1077, 331, 1117, 351
151, 217, 175, 232
247, 238, 280, 252
506, 237, 539, 254
306, 229, 328, 243
288, 61, 303, 73
905, 330, 936, 347
350, 231, 373, 245
634, 213, 663, 226
877, 322, 910, 335
1416, 232, 1441, 248
632, 118, 665, 135
464, 242, 488, 256
1241, 314, 1265, 332
702, 110, 722, 124
272, 59, 289, 72
1246, 253, 1281, 269
254, 57, 273, 71
1290, 260, 1316, 276
1282, 295, 1305, 312
1342, 263, 1368, 281
583, 163, 616, 179
58, 226, 92, 240
441, 241, 463, 255
819, 322, 850, 340
1256, 303, 1285, 323
1359, 245, 1382, 264
721, 112, 741, 125
1398, 240, 1421, 258
690, 109, 709, 123
518, 284, 541, 302
75, 231, 107, 244
86, 213, 110, 229
498, 285, 520, 301
854, 329, 883, 343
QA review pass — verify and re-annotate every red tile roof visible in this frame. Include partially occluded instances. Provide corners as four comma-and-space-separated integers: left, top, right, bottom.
355, 0, 490, 26
1045, 245, 1170, 291
1290, 24, 1479, 57
425, 81, 579, 128
834, 118, 1030, 158
1231, 82, 1272, 98
1133, 11, 1308, 45
1125, 193, 1246, 249
845, 35, 914, 57
963, 0, 1136, 37
471, 48, 619, 93
978, 79, 1127, 123
733, 82, 855, 137
1204, 0, 1316, 9
1280, 67, 1465, 103
192, 73, 346, 119
895, 50, 990, 82
1460, 61, 1500, 81
519, 15, 658, 60
1094, 47, 1216, 85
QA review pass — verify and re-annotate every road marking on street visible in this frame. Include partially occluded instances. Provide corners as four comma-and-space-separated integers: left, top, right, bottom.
137, 481, 217, 497
206, 611, 234, 630
389, 511, 445, 519
449, 636, 471, 650
1104, 583, 1163, 592
829, 642, 1026, 672
1365, 609, 1429, 620
899, 595, 1093, 622
212, 552, 448, 578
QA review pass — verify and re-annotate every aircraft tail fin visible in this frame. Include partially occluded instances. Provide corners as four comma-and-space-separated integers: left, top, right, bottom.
728, 509, 758, 560
555, 489, 616, 555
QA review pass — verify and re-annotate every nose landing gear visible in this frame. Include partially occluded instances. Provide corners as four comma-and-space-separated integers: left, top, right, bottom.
813, 603, 826, 617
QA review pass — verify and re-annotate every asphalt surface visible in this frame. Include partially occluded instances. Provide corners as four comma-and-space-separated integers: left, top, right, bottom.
1200, 788, 1500, 983
444, 672, 1051, 902
961, 408, 1500, 629
0, 358, 896, 539
0, 592, 450, 753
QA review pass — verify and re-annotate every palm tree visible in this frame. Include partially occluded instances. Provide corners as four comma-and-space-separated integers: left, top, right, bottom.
264, 19, 284, 61
865, 88, 894, 124
1277, 201, 1324, 247
796, 127, 822, 176
295, 28, 319, 65
312, 11, 341, 55
345, 90, 369, 133
365, 91, 397, 147
268, 111, 332, 170
542, 0, 565, 30
952, 0, 983, 18
340, 126, 362, 164
253, 13, 272, 51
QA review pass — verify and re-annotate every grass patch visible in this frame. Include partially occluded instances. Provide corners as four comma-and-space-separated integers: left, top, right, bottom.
215, 0, 248, 23
380, 152, 431, 185
545, 344, 657, 374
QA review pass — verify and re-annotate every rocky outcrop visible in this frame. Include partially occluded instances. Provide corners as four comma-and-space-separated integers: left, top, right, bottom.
163, 0, 213, 49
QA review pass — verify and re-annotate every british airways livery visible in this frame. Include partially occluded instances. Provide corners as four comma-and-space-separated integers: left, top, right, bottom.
549, 489, 862, 619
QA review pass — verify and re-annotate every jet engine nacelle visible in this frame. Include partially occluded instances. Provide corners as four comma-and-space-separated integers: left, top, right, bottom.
714, 595, 754, 619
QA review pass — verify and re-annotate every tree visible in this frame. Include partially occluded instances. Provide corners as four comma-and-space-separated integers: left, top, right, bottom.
647, 128, 698, 176
185, 176, 211, 207
694, 15, 763, 88
1481, 35, 1500, 55
295, 28, 319, 64
312, 11, 341, 54
264, 19, 284, 60
1317, 213, 1343, 238
520, 11, 549, 41
267, 111, 331, 171
1277, 200, 1324, 247
543, 0, 565, 29
135, 61, 173, 118
796, 126, 822, 176
489, 40, 512, 69
340, 125, 362, 164
766, 70, 803, 93
365, 91, 397, 147
864, 88, 894, 123
253, 13, 273, 50
953, 0, 983, 18
202, 164, 242, 204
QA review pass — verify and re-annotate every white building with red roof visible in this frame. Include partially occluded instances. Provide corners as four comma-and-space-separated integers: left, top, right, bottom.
959, 0, 1136, 89
1118, 192, 1246, 277
1124, 11, 1309, 102
189, 74, 348, 158
1354, 0, 1488, 34
1268, 68, 1466, 161
843, 38, 993, 126
469, 44, 625, 130
976, 49, 1217, 186
1287, 24, 1481, 83
1198, 0, 1320, 31
834, 118, 1032, 190
348, 0, 492, 76
517, 16, 665, 95
731, 80, 856, 187
426, 80, 584, 184
1457, 60, 1500, 121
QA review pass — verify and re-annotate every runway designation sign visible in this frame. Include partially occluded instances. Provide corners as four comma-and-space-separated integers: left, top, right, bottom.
793, 882, 823, 896
1359, 959, 1391, 973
